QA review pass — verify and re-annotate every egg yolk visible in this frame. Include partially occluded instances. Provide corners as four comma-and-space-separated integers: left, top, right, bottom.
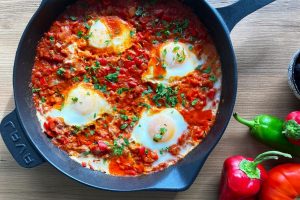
71, 93, 97, 116
161, 43, 187, 68
147, 115, 176, 142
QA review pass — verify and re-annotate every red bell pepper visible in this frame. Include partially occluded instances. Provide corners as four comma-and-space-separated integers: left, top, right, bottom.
219, 151, 292, 200
283, 111, 300, 146
260, 163, 300, 200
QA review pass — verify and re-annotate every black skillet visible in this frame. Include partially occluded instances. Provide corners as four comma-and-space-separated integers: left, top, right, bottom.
0, 0, 275, 191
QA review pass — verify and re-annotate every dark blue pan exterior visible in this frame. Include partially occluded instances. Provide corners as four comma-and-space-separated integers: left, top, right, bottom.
0, 0, 275, 191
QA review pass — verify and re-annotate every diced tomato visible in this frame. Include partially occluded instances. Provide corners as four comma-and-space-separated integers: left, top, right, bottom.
97, 141, 108, 152
139, 146, 146, 156
123, 60, 135, 69
207, 88, 216, 100
98, 58, 107, 66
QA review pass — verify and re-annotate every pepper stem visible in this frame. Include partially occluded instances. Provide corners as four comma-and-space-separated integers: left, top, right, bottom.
233, 113, 255, 128
239, 151, 292, 179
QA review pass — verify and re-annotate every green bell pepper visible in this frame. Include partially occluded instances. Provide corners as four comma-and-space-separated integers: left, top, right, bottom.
233, 113, 300, 157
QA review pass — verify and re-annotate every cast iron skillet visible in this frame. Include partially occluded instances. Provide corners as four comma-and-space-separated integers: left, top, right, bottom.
0, 0, 275, 191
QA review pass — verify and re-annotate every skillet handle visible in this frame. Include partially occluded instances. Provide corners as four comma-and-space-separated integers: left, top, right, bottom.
0, 110, 45, 168
217, 0, 275, 32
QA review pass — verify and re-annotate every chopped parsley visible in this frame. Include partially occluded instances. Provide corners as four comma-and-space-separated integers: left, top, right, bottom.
173, 19, 190, 35
173, 46, 180, 52
175, 51, 186, 63
89, 130, 95, 135
49, 36, 55, 43
84, 22, 91, 29
130, 30, 135, 38
162, 63, 167, 69
94, 83, 107, 93
83, 32, 92, 40
105, 70, 119, 83
120, 123, 128, 130
41, 96, 46, 103
191, 98, 199, 106
93, 113, 97, 118
120, 114, 128, 121
163, 30, 171, 36
92, 76, 98, 83
162, 49, 167, 58
203, 66, 212, 74
135, 6, 144, 16
117, 87, 129, 95
154, 127, 168, 142
92, 61, 100, 71
196, 64, 203, 71
127, 55, 133, 61
82, 151, 90, 156
142, 86, 153, 96
104, 40, 110, 46
72, 125, 82, 134
71, 97, 79, 103
188, 45, 193, 51
69, 16, 77, 21
132, 115, 139, 122
209, 75, 218, 82
181, 93, 186, 107
56, 68, 65, 76
32, 87, 41, 93
83, 75, 90, 83
160, 127, 167, 135
152, 40, 159, 45
77, 31, 84, 38
153, 134, 163, 142
111, 137, 129, 156
159, 147, 169, 155
152, 83, 178, 107
140, 102, 151, 110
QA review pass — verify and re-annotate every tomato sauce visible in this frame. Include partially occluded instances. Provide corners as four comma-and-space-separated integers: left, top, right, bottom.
31, 0, 221, 176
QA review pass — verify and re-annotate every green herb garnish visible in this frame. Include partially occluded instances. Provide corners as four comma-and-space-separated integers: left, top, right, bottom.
191, 98, 199, 106
209, 75, 217, 82
120, 114, 128, 121
69, 16, 77, 21
32, 87, 41, 93
120, 123, 128, 130
94, 83, 107, 93
117, 87, 129, 95
203, 66, 212, 74
142, 86, 153, 96
152, 83, 178, 107
49, 36, 55, 43
135, 6, 144, 16
57, 68, 65, 76
77, 31, 84, 38
71, 97, 79, 103
105, 71, 119, 83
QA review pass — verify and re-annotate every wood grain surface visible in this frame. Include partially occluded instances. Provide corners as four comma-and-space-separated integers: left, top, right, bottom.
1, 0, 300, 199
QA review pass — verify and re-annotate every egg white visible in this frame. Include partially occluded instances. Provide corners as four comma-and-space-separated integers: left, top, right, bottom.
88, 17, 134, 54
47, 83, 112, 126
142, 41, 203, 85
131, 108, 188, 165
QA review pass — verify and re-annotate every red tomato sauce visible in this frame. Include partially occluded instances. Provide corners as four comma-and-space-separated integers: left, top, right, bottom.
31, 0, 221, 176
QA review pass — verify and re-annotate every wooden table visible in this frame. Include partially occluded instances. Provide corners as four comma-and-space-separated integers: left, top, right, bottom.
1, 0, 300, 199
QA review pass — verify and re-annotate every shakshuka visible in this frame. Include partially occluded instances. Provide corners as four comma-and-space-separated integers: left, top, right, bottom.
31, 0, 222, 176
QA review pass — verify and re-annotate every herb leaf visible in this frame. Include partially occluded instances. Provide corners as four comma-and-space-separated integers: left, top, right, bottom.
94, 84, 107, 93
152, 83, 178, 107
57, 68, 65, 76
105, 70, 119, 83
135, 6, 144, 16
